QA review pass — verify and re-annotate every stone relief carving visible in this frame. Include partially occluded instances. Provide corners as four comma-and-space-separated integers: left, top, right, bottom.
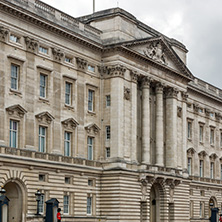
24, 36, 38, 53
6, 104, 27, 118
52, 48, 64, 61
35, 111, 54, 124
61, 118, 79, 130
215, 112, 222, 120
177, 106, 182, 118
85, 123, 100, 135
124, 87, 131, 100
76, 57, 87, 70
165, 87, 178, 98
181, 91, 188, 102
130, 71, 139, 83
98, 65, 126, 77
0, 26, 9, 42
143, 41, 167, 65
166, 179, 181, 203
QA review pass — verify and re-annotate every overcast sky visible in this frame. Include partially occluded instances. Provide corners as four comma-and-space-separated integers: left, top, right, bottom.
42, 0, 222, 89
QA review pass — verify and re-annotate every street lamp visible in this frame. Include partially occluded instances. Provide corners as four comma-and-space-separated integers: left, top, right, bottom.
35, 189, 41, 215
0, 187, 6, 196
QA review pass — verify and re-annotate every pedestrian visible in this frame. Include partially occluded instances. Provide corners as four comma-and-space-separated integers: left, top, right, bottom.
219, 214, 222, 222
57, 208, 61, 222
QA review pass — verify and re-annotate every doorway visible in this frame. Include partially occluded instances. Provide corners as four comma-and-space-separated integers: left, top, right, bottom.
4, 181, 23, 222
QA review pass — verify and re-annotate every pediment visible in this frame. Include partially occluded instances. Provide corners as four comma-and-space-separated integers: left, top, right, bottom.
61, 118, 79, 129
124, 36, 193, 79
187, 147, 196, 155
85, 123, 100, 134
35, 111, 54, 124
198, 150, 207, 158
6, 104, 27, 117
209, 153, 218, 160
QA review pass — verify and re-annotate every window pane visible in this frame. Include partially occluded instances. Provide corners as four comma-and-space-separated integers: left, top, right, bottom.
10, 120, 18, 148
64, 195, 69, 214
39, 195, 44, 213
40, 75, 46, 98
65, 82, 71, 105
87, 197, 92, 214
39, 126, 46, 152
87, 137, 93, 160
11, 64, 18, 90
88, 90, 93, 111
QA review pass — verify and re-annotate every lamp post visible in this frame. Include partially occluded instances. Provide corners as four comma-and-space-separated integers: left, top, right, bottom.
35, 189, 41, 215
0, 187, 6, 196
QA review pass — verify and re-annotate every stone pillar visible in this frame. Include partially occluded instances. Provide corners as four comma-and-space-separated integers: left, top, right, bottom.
141, 77, 151, 164
110, 65, 126, 159
165, 87, 178, 168
182, 92, 188, 170
130, 71, 138, 162
155, 83, 164, 166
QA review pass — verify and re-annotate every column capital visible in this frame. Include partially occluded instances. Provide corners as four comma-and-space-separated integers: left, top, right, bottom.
76, 57, 87, 70
166, 87, 179, 98
24, 36, 38, 53
181, 91, 188, 102
141, 76, 152, 89
130, 70, 139, 83
155, 82, 164, 94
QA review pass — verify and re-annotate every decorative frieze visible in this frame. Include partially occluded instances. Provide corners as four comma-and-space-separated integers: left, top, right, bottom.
0, 26, 9, 42
165, 87, 178, 98
124, 87, 131, 100
143, 41, 167, 65
24, 36, 38, 53
52, 48, 64, 61
76, 57, 87, 70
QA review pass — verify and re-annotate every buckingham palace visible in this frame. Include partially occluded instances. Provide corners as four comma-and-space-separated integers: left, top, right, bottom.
0, 0, 222, 221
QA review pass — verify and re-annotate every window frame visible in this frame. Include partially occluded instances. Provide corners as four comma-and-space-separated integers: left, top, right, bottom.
11, 64, 19, 90
64, 131, 71, 156
39, 194, 44, 214
106, 126, 110, 140
39, 46, 48, 54
65, 81, 72, 106
40, 73, 47, 98
199, 124, 204, 143
199, 160, 204, 177
210, 162, 214, 179
106, 147, 110, 158
106, 95, 111, 107
9, 120, 18, 148
63, 195, 69, 214
187, 157, 192, 175
87, 137, 93, 160
87, 195, 92, 215
210, 127, 215, 145
88, 89, 94, 112
39, 126, 46, 152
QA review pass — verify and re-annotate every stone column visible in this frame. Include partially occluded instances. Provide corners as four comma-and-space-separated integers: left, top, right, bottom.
165, 87, 178, 168
155, 83, 164, 166
141, 77, 151, 164
130, 71, 138, 162
182, 92, 188, 170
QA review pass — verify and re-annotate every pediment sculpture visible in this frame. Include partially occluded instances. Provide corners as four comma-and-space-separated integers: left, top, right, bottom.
143, 41, 167, 65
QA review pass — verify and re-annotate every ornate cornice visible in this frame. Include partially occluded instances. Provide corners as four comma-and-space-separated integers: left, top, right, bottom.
76, 57, 87, 70
24, 36, 38, 53
0, 26, 9, 42
52, 48, 64, 61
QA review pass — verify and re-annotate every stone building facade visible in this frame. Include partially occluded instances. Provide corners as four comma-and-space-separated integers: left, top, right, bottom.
0, 0, 221, 221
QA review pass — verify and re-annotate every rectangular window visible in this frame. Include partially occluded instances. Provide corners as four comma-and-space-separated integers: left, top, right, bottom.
220, 132, 222, 147
11, 64, 19, 90
40, 74, 47, 98
106, 95, 111, 107
39, 174, 45, 182
65, 177, 70, 184
88, 65, 95, 72
200, 160, 204, 177
10, 34, 19, 43
199, 125, 203, 142
65, 57, 72, 63
65, 82, 72, 105
39, 46, 48, 54
187, 158, 192, 175
39, 194, 44, 214
210, 162, 214, 179
210, 129, 214, 145
106, 126, 110, 140
9, 120, 18, 148
88, 179, 93, 186
88, 89, 94, 112
39, 126, 46, 152
187, 122, 192, 139
64, 132, 71, 156
64, 195, 69, 214
87, 196, 92, 215
87, 137, 93, 160
106, 147, 110, 158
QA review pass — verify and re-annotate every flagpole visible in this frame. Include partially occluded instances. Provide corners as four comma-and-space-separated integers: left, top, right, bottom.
93, 0, 95, 13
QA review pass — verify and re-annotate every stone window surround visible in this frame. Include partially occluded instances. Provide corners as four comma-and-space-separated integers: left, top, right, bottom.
198, 122, 205, 144
187, 118, 194, 140
86, 83, 98, 114
63, 75, 77, 109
